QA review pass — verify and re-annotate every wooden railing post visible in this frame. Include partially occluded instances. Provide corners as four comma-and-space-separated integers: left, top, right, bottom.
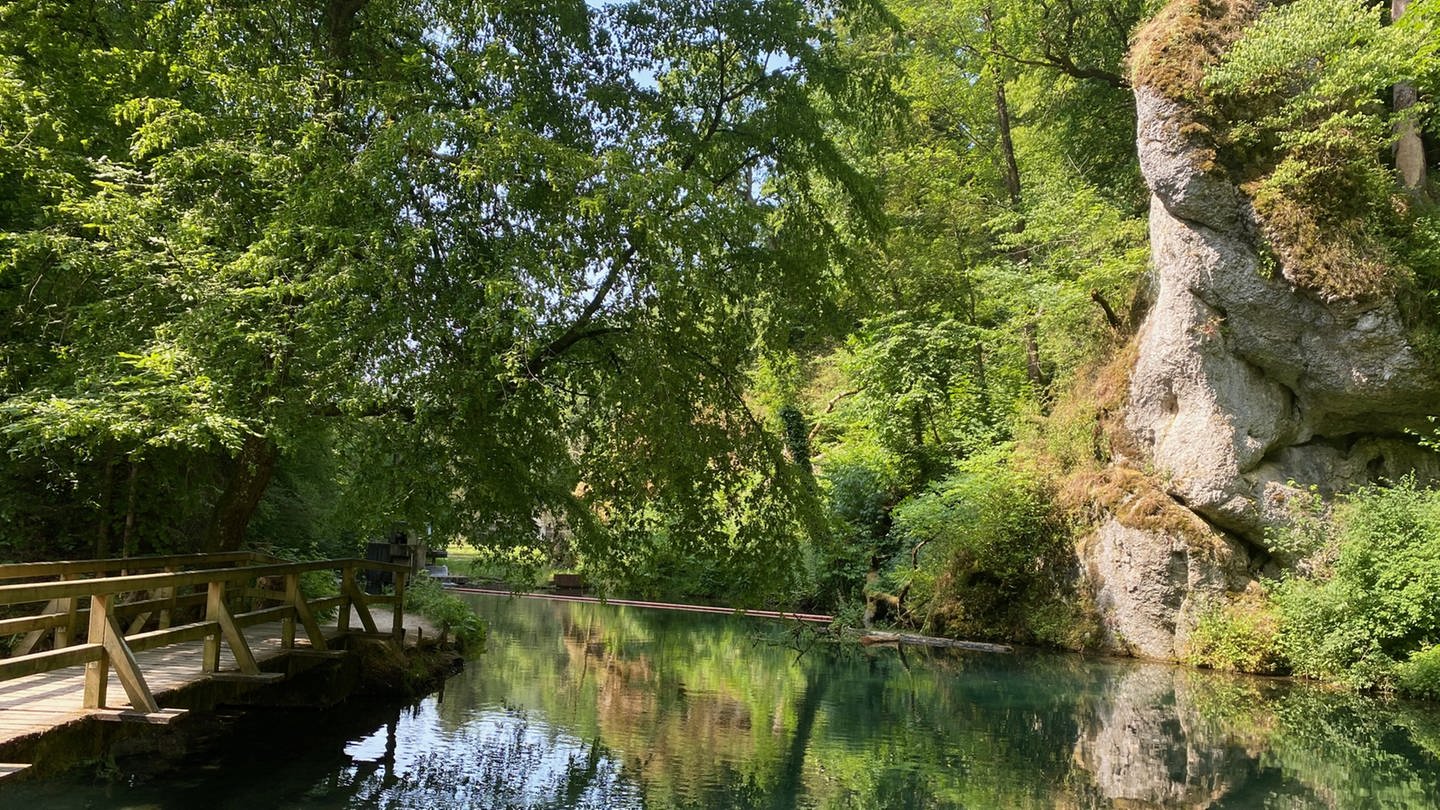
281, 575, 297, 649
15, 599, 60, 656
96, 592, 159, 713
56, 574, 77, 648
206, 580, 260, 675
286, 573, 328, 651
341, 566, 378, 634
338, 566, 353, 634
82, 593, 109, 709
392, 571, 406, 644
202, 582, 222, 673
158, 566, 176, 630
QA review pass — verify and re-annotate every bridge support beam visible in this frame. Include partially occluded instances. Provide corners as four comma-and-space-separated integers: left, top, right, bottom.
83, 593, 159, 713
206, 582, 260, 676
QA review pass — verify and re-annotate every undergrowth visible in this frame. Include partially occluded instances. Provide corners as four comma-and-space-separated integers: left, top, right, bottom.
404, 574, 487, 653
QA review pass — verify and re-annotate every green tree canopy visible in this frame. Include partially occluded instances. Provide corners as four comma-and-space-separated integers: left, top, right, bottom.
0, 0, 890, 588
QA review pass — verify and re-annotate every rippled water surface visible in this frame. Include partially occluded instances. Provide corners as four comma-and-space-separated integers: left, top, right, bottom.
6, 592, 1440, 809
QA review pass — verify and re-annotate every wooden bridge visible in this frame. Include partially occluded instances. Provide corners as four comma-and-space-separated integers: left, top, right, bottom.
0, 552, 415, 781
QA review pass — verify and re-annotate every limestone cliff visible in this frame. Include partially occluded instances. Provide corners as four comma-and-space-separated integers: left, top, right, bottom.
1079, 8, 1440, 660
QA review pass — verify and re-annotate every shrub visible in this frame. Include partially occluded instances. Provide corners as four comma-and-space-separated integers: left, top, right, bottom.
1201, 0, 1436, 301
892, 447, 1078, 643
1270, 478, 1440, 689
405, 574, 487, 653
1184, 594, 1284, 674
1397, 645, 1440, 700
813, 441, 906, 607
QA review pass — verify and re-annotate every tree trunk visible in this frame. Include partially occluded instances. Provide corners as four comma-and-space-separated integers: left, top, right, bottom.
984, 9, 1025, 240
94, 456, 116, 558
121, 460, 139, 558
1091, 289, 1125, 334
1393, 0, 1429, 195
1023, 320, 1050, 395
995, 76, 1023, 215
204, 434, 279, 552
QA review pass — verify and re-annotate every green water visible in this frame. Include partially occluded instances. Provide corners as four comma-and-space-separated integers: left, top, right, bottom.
6, 593, 1440, 809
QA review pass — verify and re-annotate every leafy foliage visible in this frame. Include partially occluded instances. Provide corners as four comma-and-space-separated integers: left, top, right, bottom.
889, 449, 1084, 645
1183, 594, 1283, 674
405, 575, 487, 652
0, 0, 890, 588
1269, 479, 1440, 690
1204, 0, 1440, 300
1397, 645, 1440, 700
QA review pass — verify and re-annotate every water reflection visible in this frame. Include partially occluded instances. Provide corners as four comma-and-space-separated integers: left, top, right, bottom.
4, 593, 1440, 809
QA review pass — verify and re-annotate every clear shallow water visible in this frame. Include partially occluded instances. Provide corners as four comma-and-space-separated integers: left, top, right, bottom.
6, 593, 1440, 809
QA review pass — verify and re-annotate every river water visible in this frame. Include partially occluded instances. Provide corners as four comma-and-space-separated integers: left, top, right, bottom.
5, 592, 1440, 808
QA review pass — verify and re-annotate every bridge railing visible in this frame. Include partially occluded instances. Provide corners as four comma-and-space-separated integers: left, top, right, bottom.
0, 552, 278, 656
0, 555, 410, 716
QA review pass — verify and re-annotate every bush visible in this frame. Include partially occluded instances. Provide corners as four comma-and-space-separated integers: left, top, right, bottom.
813, 441, 906, 608
891, 447, 1078, 644
404, 574, 487, 653
1270, 478, 1440, 689
1397, 645, 1440, 700
1184, 595, 1284, 674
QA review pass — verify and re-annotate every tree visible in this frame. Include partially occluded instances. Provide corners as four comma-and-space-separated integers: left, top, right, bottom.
0, 0, 889, 583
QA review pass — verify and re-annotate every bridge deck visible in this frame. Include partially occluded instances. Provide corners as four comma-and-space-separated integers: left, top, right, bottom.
0, 608, 425, 752
0, 620, 305, 747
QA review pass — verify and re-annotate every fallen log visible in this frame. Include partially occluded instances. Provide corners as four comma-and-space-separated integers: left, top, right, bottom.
859, 631, 1013, 654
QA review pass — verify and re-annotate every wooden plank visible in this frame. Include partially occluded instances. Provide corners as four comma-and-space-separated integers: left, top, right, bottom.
392, 571, 407, 643
206, 671, 285, 684
125, 610, 152, 636
83, 594, 109, 709
859, 631, 1013, 654
0, 558, 412, 606
14, 599, 60, 656
341, 568, 378, 635
102, 607, 159, 713
281, 575, 298, 649
293, 593, 328, 651
125, 621, 218, 653
337, 567, 354, 634
0, 612, 66, 637
90, 708, 187, 725
0, 644, 102, 680
233, 605, 292, 628
0, 552, 267, 582
347, 632, 402, 641
287, 649, 346, 659
57, 591, 78, 648
238, 587, 288, 602
113, 591, 205, 621
0, 591, 203, 640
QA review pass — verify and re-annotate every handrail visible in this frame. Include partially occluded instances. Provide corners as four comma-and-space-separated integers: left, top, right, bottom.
0, 556, 414, 717
0, 558, 410, 606
0, 551, 272, 582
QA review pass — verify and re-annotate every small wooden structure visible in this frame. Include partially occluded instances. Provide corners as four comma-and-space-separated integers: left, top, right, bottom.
550, 573, 584, 593
0, 551, 413, 776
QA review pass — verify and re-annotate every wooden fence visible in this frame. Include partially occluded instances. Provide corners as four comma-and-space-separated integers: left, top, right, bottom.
0, 552, 410, 715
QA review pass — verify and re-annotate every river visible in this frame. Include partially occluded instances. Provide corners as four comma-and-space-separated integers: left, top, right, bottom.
4, 592, 1440, 808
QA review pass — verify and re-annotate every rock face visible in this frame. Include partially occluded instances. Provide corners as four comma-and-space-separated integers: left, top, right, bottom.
1085, 518, 1252, 659
1081, 87, 1440, 660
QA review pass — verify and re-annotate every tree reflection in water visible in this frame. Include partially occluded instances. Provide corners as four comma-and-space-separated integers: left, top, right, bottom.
5, 593, 1440, 809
